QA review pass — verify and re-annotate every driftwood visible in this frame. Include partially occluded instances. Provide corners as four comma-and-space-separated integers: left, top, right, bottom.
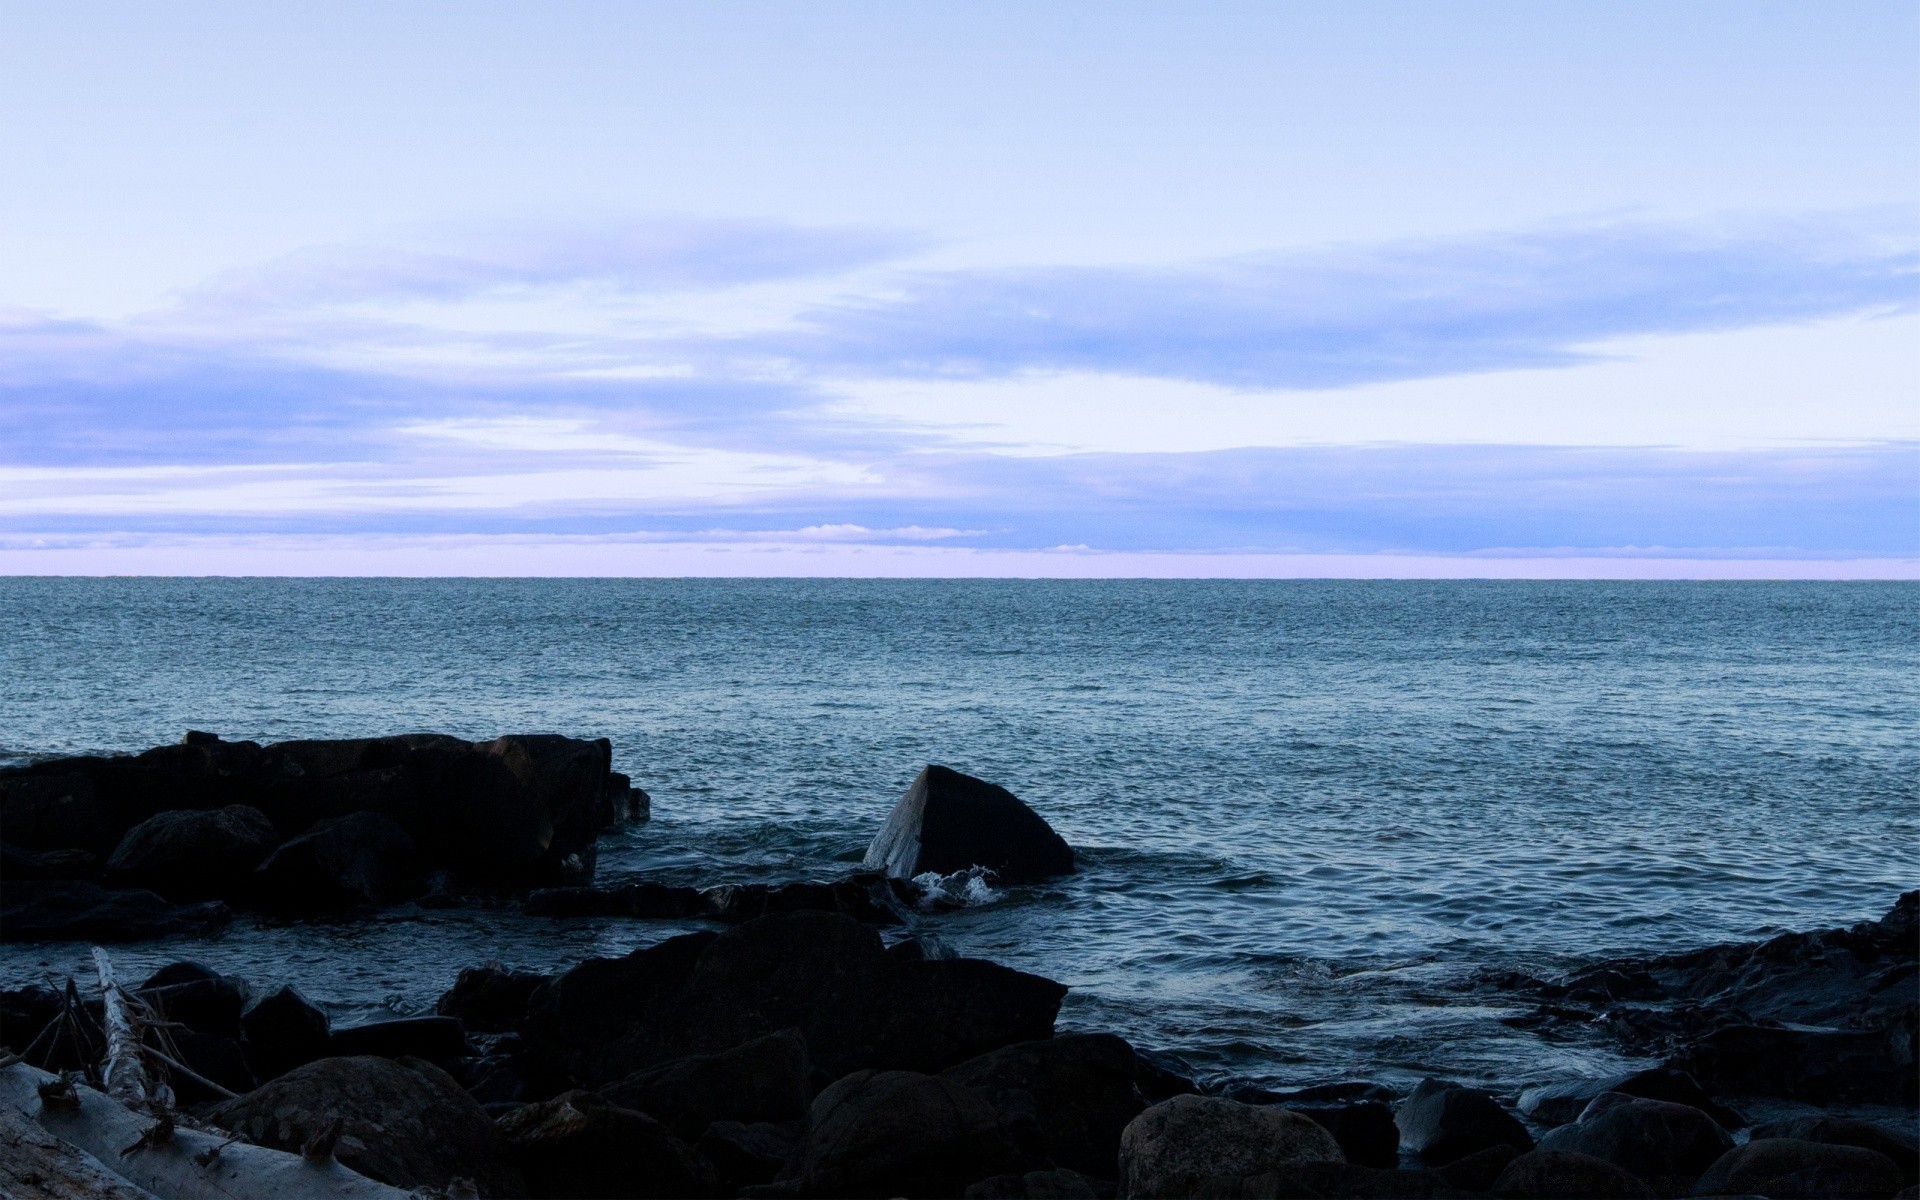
93, 947, 150, 1108
0, 1098, 159, 1200
0, 1061, 411, 1199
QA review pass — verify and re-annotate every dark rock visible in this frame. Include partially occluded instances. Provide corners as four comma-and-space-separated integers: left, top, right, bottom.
1435, 1142, 1520, 1192
1691, 1138, 1904, 1199
496, 1089, 718, 1199
966, 1169, 1103, 1198
0, 984, 62, 1054
1518, 1068, 1742, 1131
1229, 1081, 1400, 1106
253, 811, 421, 908
1119, 1094, 1345, 1198
2, 841, 99, 880
704, 877, 905, 926
771, 1068, 1044, 1198
329, 1014, 469, 1063
598, 1027, 810, 1142
1673, 1021, 1915, 1106
863, 764, 1074, 884
524, 911, 1066, 1086
209, 1054, 526, 1196
1193, 1162, 1460, 1198
242, 984, 331, 1081
1394, 1078, 1534, 1166
888, 934, 956, 961
105, 805, 279, 901
1288, 1100, 1401, 1170
438, 964, 550, 1033
1752, 1116, 1919, 1186
1536, 1095, 1732, 1197
0, 878, 230, 942
0, 770, 121, 855
165, 1029, 255, 1102
942, 1033, 1149, 1176
1492, 1149, 1656, 1198
524, 881, 709, 918
136, 961, 248, 1036
696, 1120, 803, 1191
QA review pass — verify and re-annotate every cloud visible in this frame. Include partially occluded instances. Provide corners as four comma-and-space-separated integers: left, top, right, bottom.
761, 212, 1920, 388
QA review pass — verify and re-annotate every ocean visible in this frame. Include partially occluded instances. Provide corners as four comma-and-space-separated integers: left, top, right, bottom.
3, 577, 1915, 1094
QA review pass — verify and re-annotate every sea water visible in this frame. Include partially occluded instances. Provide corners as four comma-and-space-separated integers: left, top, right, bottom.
3, 578, 1915, 1091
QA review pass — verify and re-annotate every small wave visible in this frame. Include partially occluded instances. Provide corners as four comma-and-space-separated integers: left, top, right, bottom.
911, 866, 1004, 909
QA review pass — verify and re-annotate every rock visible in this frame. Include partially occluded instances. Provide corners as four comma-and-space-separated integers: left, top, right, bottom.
496, 1089, 718, 1199
136, 961, 248, 1036
1751, 1116, 1919, 1186
524, 881, 709, 918
1536, 1095, 1732, 1197
0, 984, 62, 1055
437, 965, 550, 1033
1492, 1150, 1657, 1198
942, 1033, 1149, 1177
598, 1028, 810, 1142
329, 1015, 469, 1063
772, 1068, 1044, 1198
1518, 1068, 1742, 1131
1288, 1101, 1401, 1170
167, 1029, 255, 1102
104, 805, 278, 901
1691, 1138, 1904, 1199
696, 1120, 801, 1192
1, 841, 100, 881
253, 811, 421, 908
1227, 1081, 1400, 1106
524, 911, 1066, 1086
1673, 1022, 1915, 1106
704, 878, 905, 926
1193, 1162, 1458, 1198
863, 765, 1074, 884
1435, 1142, 1521, 1192
241, 984, 331, 1081
966, 1170, 1102, 1198
1118, 1094, 1345, 1199
0, 878, 230, 942
1394, 1078, 1534, 1166
209, 1054, 525, 1196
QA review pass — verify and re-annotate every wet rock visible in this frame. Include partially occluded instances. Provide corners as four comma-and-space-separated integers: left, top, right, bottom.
0, 878, 230, 942
329, 1015, 469, 1063
1434, 1142, 1521, 1191
1288, 1100, 1401, 1170
1227, 1081, 1400, 1106
696, 1119, 802, 1191
770, 1068, 1044, 1198
1751, 1116, 1919, 1186
524, 911, 1066, 1086
966, 1169, 1103, 1199
1492, 1149, 1656, 1198
1394, 1078, 1534, 1166
437, 964, 550, 1033
524, 881, 709, 918
1691, 1138, 1905, 1199
1536, 1094, 1733, 1197
253, 811, 421, 908
942, 1033, 1149, 1177
105, 805, 279, 901
599, 1027, 810, 1142
137, 961, 249, 1036
1518, 1067, 1742, 1131
496, 1089, 718, 1199
241, 984, 330, 1081
209, 1053, 526, 1197
1673, 1021, 1915, 1106
863, 764, 1074, 884
704, 877, 905, 926
1118, 1094, 1345, 1199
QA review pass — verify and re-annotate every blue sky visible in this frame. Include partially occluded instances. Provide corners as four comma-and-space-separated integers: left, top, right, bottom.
1, 2, 1915, 575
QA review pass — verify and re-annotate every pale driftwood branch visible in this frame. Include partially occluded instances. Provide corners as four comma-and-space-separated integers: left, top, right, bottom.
138, 1047, 240, 1102
91, 948, 149, 1109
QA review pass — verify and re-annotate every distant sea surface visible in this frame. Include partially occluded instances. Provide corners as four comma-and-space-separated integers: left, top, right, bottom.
3, 579, 1916, 1092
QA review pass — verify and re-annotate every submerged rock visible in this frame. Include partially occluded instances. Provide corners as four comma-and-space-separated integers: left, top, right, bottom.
1118, 1094, 1345, 1199
1394, 1078, 1533, 1167
0, 878, 230, 942
496, 1090, 718, 1199
209, 1054, 526, 1197
863, 765, 1074, 884
105, 804, 279, 901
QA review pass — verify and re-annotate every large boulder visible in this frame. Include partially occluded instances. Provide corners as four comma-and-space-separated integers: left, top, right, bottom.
1751, 1116, 1919, 1186
696, 1119, 802, 1192
863, 765, 1074, 883
1691, 1138, 1905, 1199
438, 964, 550, 1033
1118, 1094, 1345, 1199
1536, 1094, 1732, 1197
524, 911, 1066, 1086
208, 1054, 525, 1197
941, 1033, 1149, 1177
772, 1068, 1044, 1198
599, 1028, 810, 1142
1394, 1078, 1534, 1166
242, 984, 331, 1081
328, 1015, 469, 1064
105, 805, 279, 901
496, 1090, 718, 1199
1287, 1100, 1401, 1169
0, 878, 229, 942
253, 811, 421, 908
1518, 1067, 1742, 1131
136, 961, 249, 1036
1492, 1150, 1657, 1198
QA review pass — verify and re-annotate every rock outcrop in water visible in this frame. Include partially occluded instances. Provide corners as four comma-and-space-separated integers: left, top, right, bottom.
863, 764, 1075, 884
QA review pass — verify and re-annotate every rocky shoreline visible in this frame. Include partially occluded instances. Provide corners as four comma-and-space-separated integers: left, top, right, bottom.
3, 732, 1917, 1198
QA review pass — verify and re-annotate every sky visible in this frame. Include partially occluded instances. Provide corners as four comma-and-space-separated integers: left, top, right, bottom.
1, 1, 1916, 576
